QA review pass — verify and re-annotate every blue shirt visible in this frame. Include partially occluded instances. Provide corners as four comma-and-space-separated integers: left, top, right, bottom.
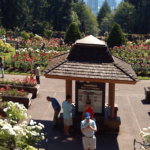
62, 100, 72, 119
51, 98, 61, 112
81, 119, 97, 137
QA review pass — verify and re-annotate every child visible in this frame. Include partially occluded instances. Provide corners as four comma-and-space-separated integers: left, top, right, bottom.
30, 71, 34, 82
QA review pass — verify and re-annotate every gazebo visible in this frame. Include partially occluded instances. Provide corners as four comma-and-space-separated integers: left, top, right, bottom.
43, 35, 138, 133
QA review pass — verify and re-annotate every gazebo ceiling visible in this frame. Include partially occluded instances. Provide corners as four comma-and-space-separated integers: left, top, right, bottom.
43, 35, 138, 84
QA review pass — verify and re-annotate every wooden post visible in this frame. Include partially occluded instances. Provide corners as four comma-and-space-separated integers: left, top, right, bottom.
66, 80, 72, 103
108, 83, 111, 106
109, 83, 115, 120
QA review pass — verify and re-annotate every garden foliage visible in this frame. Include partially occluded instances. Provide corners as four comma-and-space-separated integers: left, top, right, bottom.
44, 29, 53, 41
21, 31, 30, 42
97, 1, 111, 25
64, 22, 82, 44
0, 40, 11, 52
110, 41, 150, 75
107, 23, 126, 47
0, 101, 45, 149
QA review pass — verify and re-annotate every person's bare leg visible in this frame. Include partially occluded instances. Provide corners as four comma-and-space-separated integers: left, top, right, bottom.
64, 125, 67, 134
66, 125, 69, 134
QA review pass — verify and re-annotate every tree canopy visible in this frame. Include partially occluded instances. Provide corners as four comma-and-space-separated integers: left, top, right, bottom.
97, 1, 111, 26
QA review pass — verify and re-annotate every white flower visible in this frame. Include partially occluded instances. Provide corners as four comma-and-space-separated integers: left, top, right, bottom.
30, 120, 36, 125
148, 127, 150, 130
3, 108, 8, 112
41, 133, 44, 136
22, 121, 27, 125
141, 146, 145, 150
38, 123, 44, 128
42, 136, 45, 140
36, 49, 39, 52
143, 128, 148, 131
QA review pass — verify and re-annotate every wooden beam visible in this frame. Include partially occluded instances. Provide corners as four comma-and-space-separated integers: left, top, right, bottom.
66, 80, 72, 103
108, 83, 111, 106
44, 74, 137, 85
109, 83, 115, 120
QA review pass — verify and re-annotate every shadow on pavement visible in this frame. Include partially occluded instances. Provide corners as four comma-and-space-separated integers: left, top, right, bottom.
141, 99, 150, 105
32, 120, 119, 150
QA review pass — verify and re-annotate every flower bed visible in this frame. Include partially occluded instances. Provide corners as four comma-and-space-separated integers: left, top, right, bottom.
0, 86, 32, 108
0, 77, 39, 98
110, 41, 150, 75
4, 48, 69, 70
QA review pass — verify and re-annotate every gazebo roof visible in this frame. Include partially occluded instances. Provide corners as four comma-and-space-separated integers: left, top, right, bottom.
75, 35, 106, 46
43, 35, 138, 84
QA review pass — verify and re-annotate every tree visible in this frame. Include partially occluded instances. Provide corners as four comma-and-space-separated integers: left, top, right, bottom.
97, 1, 111, 26
99, 13, 114, 36
107, 23, 126, 48
64, 22, 82, 44
125, 0, 150, 33
0, 0, 29, 31
47, 0, 73, 31
114, 2, 135, 33
74, 1, 99, 36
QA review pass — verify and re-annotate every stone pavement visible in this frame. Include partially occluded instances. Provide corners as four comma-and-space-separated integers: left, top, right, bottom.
1, 74, 150, 150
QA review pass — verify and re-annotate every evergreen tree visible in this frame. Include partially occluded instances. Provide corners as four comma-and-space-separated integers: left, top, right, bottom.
114, 2, 135, 33
74, 1, 99, 36
97, 1, 111, 26
107, 23, 126, 48
99, 13, 114, 35
0, 0, 29, 31
64, 22, 82, 44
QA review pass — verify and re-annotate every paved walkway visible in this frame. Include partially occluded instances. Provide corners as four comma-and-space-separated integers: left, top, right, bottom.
1, 75, 150, 150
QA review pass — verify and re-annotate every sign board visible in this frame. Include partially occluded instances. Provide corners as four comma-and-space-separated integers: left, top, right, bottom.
75, 81, 105, 115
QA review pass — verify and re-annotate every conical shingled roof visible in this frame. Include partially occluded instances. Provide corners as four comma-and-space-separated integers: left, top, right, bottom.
43, 35, 138, 84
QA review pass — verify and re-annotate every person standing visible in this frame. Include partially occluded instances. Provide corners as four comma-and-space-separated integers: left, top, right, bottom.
81, 112, 97, 150
62, 95, 72, 136
46, 96, 61, 129
2, 35, 6, 44
35, 63, 40, 84
0, 57, 4, 78
59, 37, 63, 47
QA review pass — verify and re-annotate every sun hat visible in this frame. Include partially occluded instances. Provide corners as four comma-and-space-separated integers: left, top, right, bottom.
85, 112, 90, 119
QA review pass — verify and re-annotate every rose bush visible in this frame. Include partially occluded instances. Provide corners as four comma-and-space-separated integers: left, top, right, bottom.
0, 76, 37, 87
4, 47, 69, 70
0, 86, 27, 97
110, 42, 150, 75
0, 102, 45, 150
139, 127, 150, 150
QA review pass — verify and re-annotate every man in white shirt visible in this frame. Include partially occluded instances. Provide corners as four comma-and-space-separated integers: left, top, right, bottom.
35, 63, 40, 84
81, 112, 97, 150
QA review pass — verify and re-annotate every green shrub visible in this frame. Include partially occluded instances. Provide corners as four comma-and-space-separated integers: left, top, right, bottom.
44, 29, 53, 41
107, 23, 126, 48
64, 22, 82, 44
21, 31, 30, 42
29, 32, 34, 39
145, 39, 150, 45
0, 27, 6, 36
